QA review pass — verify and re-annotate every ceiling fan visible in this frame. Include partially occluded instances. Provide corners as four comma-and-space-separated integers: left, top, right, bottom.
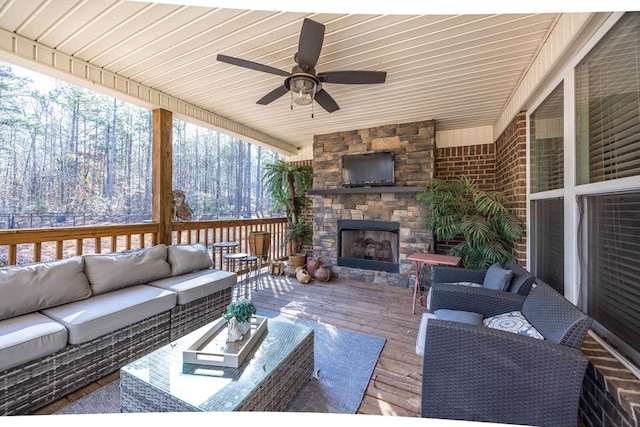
216, 18, 387, 113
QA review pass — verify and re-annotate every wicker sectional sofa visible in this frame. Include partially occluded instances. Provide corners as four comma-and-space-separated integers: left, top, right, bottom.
0, 242, 237, 415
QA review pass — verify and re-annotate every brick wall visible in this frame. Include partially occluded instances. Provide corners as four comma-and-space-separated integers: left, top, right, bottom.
435, 144, 496, 190
494, 112, 528, 266
433, 113, 527, 265
580, 335, 639, 427
434, 144, 496, 255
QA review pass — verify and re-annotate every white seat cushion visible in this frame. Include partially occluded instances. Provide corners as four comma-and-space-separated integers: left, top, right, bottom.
0, 312, 67, 372
415, 312, 436, 356
148, 269, 237, 305
41, 285, 177, 344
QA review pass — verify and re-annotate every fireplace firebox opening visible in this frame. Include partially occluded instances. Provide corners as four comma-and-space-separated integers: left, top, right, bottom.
338, 220, 400, 273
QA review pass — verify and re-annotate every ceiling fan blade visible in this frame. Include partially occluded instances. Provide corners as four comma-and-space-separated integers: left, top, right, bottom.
314, 89, 339, 113
257, 85, 289, 105
296, 18, 325, 70
217, 54, 290, 77
317, 71, 387, 84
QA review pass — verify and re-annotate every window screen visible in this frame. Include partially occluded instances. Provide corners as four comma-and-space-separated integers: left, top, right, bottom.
531, 198, 564, 293
585, 192, 640, 364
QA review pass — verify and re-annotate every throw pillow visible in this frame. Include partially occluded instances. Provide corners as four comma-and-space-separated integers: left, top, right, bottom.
84, 244, 172, 295
167, 243, 214, 276
484, 310, 545, 340
483, 263, 513, 291
0, 256, 92, 321
434, 309, 484, 326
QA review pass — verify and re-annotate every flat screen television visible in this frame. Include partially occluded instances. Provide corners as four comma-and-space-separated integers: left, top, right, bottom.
341, 151, 395, 187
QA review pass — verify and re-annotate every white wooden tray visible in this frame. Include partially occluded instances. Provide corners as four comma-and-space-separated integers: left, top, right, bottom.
183, 315, 268, 368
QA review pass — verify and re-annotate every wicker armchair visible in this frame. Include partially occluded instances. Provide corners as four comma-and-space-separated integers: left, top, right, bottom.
425, 261, 535, 313
421, 280, 593, 426
432, 261, 536, 295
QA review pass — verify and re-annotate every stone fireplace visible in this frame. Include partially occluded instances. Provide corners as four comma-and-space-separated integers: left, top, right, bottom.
309, 120, 436, 287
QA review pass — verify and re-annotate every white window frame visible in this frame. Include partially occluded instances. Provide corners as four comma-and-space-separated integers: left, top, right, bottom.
526, 11, 640, 372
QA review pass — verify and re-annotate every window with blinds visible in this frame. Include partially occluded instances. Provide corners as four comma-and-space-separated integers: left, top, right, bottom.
575, 12, 640, 185
530, 83, 564, 193
531, 198, 564, 293
585, 192, 640, 364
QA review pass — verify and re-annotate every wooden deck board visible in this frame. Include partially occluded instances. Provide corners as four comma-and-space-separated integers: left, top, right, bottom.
35, 273, 430, 417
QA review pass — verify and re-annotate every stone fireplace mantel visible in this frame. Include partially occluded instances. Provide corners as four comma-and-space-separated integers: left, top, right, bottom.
306, 186, 427, 195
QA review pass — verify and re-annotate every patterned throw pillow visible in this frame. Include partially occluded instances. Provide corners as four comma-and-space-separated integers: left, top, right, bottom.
483, 310, 545, 340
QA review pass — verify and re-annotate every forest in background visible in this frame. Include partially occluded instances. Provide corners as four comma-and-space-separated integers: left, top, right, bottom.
0, 62, 282, 229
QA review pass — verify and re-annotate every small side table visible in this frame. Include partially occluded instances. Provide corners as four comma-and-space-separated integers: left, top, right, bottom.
223, 252, 248, 273
407, 252, 462, 314
213, 241, 239, 269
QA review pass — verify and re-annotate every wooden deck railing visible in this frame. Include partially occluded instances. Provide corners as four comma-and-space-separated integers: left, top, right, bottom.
0, 217, 289, 269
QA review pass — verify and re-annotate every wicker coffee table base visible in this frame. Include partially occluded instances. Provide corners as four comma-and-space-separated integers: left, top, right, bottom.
121, 323, 314, 412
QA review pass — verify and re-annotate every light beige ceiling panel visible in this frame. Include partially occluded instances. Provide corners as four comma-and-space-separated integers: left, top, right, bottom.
0, 0, 42, 33
81, 3, 200, 65
114, 8, 271, 79
34, 1, 132, 49
96, 6, 227, 69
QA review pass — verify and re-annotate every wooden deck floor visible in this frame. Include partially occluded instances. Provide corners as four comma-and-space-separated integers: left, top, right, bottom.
35, 273, 429, 417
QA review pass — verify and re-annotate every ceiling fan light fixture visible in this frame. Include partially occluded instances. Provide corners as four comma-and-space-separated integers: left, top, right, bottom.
289, 75, 317, 106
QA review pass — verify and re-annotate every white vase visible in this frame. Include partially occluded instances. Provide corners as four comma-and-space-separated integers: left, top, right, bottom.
226, 317, 243, 342
226, 317, 251, 342
238, 319, 251, 335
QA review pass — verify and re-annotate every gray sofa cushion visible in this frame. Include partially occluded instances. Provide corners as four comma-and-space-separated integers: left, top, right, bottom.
0, 312, 68, 372
434, 309, 484, 326
148, 268, 237, 305
167, 243, 213, 276
84, 244, 172, 295
41, 285, 177, 344
0, 256, 91, 321
483, 263, 513, 291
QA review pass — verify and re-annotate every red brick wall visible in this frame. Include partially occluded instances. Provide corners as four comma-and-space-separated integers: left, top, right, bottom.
494, 112, 527, 266
434, 144, 496, 255
435, 144, 496, 190
434, 113, 527, 265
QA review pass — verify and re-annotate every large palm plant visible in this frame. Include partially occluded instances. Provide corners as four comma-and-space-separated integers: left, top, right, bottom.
417, 176, 525, 269
263, 160, 313, 254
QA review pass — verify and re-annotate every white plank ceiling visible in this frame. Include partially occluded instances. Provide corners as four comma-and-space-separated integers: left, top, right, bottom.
0, 1, 566, 154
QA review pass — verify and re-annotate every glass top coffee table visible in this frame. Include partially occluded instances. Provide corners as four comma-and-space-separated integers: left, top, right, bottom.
120, 318, 314, 412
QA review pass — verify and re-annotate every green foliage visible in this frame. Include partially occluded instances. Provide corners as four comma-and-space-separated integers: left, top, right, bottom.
222, 297, 257, 323
417, 176, 525, 269
263, 160, 313, 253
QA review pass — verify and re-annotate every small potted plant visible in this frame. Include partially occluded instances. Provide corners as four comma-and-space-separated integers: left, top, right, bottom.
223, 297, 257, 341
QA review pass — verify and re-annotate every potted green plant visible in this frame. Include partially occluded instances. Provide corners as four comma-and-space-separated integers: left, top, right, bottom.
223, 297, 257, 341
417, 176, 525, 269
223, 297, 257, 324
263, 160, 313, 257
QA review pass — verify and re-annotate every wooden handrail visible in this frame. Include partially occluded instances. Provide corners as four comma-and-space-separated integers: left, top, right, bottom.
0, 217, 289, 268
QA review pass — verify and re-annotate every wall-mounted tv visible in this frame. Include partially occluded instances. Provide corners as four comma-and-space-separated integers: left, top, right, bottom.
341, 151, 395, 187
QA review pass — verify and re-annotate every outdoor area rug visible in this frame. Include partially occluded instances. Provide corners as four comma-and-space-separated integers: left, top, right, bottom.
54, 309, 385, 415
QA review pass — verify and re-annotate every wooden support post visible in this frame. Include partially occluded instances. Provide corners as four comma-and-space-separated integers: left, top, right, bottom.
152, 108, 173, 246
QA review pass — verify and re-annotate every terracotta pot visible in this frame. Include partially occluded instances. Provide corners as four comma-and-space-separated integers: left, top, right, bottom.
306, 257, 320, 278
314, 266, 331, 283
